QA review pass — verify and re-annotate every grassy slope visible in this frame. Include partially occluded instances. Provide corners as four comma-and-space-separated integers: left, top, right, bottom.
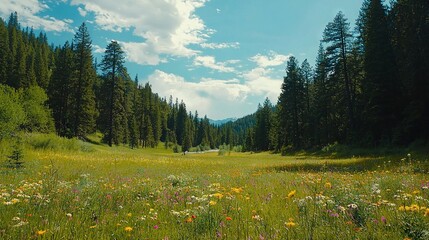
1, 134, 429, 239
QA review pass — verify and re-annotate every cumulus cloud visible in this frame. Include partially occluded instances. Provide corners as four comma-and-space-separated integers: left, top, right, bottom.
146, 70, 251, 119
200, 42, 240, 49
145, 64, 285, 119
0, 0, 73, 33
71, 0, 211, 65
241, 67, 283, 101
250, 51, 291, 68
193, 55, 236, 73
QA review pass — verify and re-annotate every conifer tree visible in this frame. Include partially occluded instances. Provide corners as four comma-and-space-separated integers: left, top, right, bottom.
49, 42, 74, 137
100, 40, 127, 146
323, 12, 355, 135
70, 22, 98, 138
360, 0, 402, 144
254, 98, 273, 151
0, 18, 9, 85
277, 56, 305, 150
391, 0, 429, 143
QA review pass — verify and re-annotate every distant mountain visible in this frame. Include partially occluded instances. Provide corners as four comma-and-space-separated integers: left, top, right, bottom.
209, 118, 238, 126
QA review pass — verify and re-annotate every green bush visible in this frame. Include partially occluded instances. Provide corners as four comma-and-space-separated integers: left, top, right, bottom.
19, 86, 54, 133
0, 84, 25, 139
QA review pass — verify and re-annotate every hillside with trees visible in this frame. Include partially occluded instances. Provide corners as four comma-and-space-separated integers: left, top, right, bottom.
1, 0, 428, 154
0, 13, 232, 152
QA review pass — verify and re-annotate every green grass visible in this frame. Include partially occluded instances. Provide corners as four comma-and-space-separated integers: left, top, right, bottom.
1, 134, 429, 239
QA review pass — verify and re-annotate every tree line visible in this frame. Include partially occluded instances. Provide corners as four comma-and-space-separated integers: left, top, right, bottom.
246, 0, 428, 152
1, 0, 428, 153
0, 13, 236, 151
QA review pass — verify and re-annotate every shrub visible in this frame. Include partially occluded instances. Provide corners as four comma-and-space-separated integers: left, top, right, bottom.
0, 84, 25, 139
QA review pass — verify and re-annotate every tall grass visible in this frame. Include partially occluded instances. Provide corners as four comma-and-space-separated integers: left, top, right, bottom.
24, 133, 94, 152
0, 137, 428, 239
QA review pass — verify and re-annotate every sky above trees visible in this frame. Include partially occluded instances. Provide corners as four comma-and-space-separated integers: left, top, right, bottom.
0, 0, 363, 120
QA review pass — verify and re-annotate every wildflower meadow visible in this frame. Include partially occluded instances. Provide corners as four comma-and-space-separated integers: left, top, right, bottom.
1, 135, 429, 239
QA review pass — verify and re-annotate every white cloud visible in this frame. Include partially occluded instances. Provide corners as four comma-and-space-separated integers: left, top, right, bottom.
93, 44, 105, 54
193, 55, 236, 73
77, 7, 87, 17
0, 0, 73, 33
145, 66, 284, 119
241, 67, 283, 101
200, 42, 240, 49
146, 70, 251, 119
250, 51, 291, 68
71, 0, 211, 65
120, 41, 168, 66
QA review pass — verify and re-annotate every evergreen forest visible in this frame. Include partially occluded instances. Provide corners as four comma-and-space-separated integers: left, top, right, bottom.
0, 0, 428, 153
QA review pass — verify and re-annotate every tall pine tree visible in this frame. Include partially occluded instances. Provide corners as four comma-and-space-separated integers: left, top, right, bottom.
70, 22, 98, 138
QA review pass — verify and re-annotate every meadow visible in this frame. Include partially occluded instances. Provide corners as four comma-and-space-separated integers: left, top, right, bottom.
1, 134, 429, 239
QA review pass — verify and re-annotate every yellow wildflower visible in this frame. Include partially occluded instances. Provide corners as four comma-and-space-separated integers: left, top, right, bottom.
285, 221, 296, 228
209, 200, 217, 206
413, 190, 420, 195
212, 193, 223, 199
127, 213, 132, 217
410, 204, 420, 212
124, 226, 133, 232
231, 187, 243, 194
36, 230, 47, 235
89, 225, 97, 229
287, 190, 296, 198
11, 198, 20, 204
325, 182, 332, 189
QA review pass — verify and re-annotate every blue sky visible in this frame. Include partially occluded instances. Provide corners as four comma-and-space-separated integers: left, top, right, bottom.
1, 0, 363, 120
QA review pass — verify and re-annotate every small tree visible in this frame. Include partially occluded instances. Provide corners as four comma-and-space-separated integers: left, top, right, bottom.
7, 137, 24, 169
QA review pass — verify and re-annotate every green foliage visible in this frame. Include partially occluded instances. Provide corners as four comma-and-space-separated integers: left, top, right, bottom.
25, 133, 93, 152
20, 86, 54, 133
276, 56, 306, 150
99, 41, 128, 146
0, 84, 25, 139
6, 138, 24, 168
254, 98, 273, 151
70, 22, 98, 138
49, 41, 74, 137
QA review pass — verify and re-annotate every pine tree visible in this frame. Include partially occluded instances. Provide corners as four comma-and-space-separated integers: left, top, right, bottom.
100, 41, 127, 146
128, 76, 140, 148
312, 44, 332, 146
7, 12, 18, 88
323, 12, 355, 137
0, 18, 10, 85
49, 42, 74, 136
360, 0, 402, 144
254, 98, 273, 151
277, 56, 305, 150
176, 101, 187, 145
70, 22, 98, 138
35, 33, 50, 89
391, 0, 429, 143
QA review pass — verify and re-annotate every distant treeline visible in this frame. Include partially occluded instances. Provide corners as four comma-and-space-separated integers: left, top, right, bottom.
1, 0, 428, 153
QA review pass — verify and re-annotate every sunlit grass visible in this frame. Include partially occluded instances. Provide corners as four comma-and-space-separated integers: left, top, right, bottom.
1, 135, 428, 239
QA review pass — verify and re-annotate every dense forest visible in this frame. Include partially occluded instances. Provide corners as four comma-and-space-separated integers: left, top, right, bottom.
245, 0, 429, 153
1, 0, 428, 153
0, 13, 237, 152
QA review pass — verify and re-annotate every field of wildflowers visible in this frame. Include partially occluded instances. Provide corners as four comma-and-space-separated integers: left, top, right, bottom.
1, 137, 429, 239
